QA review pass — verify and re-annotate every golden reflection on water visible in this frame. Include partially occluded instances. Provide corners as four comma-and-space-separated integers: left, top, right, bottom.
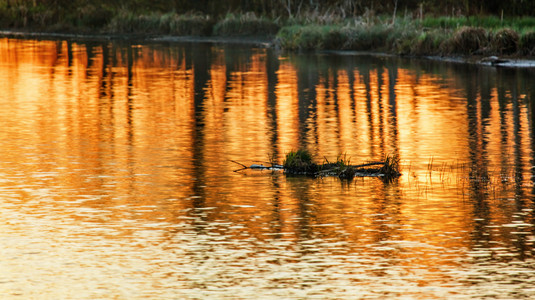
0, 38, 534, 298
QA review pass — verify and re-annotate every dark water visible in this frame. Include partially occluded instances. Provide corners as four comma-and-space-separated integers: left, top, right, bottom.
0, 37, 534, 299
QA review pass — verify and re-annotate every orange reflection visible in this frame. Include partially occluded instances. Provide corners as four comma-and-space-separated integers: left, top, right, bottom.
0, 38, 534, 272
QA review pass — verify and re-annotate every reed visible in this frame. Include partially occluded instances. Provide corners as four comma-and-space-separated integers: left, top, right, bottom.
379, 154, 401, 179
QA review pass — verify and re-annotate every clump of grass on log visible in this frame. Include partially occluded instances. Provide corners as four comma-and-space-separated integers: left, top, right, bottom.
213, 12, 279, 36
319, 153, 356, 179
283, 149, 319, 174
283, 150, 401, 180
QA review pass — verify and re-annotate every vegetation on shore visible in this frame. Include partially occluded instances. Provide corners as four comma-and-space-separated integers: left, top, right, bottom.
1, 1, 534, 57
275, 17, 535, 56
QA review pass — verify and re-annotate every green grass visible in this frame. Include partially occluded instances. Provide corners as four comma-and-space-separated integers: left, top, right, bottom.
283, 149, 319, 174
275, 18, 535, 57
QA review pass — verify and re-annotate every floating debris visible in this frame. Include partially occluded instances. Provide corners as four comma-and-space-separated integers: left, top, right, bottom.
232, 150, 401, 180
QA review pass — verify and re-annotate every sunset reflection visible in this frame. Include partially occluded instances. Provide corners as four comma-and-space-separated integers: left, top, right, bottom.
0, 38, 534, 297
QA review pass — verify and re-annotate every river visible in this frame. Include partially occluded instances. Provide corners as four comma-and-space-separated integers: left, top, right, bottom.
0, 37, 534, 299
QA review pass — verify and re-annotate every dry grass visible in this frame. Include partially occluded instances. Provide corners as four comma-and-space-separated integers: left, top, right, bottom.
213, 12, 279, 36
492, 28, 519, 54
443, 26, 489, 55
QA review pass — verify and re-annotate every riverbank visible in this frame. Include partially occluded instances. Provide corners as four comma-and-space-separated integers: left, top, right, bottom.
2, 10, 535, 67
3, 28, 535, 69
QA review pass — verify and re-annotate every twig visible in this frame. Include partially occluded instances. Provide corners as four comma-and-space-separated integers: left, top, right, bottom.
352, 162, 385, 168
230, 160, 248, 172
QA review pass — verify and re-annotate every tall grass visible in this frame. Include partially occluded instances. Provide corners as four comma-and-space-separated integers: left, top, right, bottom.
276, 25, 346, 50
420, 16, 535, 31
276, 17, 535, 57
107, 11, 213, 35
492, 28, 519, 54
213, 13, 279, 36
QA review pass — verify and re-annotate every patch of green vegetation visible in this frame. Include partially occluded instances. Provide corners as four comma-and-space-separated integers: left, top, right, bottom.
275, 24, 346, 50
283, 149, 319, 174
344, 24, 396, 51
404, 29, 450, 55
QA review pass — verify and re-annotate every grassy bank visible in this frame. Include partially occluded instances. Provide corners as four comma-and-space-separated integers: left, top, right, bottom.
1, 3, 534, 57
276, 16, 535, 56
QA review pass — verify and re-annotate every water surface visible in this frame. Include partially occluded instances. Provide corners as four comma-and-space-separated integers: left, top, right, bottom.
0, 37, 534, 299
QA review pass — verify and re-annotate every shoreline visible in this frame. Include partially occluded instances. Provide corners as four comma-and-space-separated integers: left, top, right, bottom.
2, 30, 535, 68
0, 30, 274, 47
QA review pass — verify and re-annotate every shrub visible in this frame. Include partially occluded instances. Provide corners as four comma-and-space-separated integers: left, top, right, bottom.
492, 28, 519, 55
